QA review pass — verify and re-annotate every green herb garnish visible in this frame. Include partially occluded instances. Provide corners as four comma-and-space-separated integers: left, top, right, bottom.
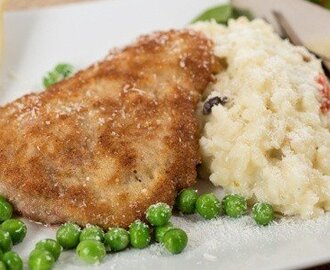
43, 63, 74, 88
192, 4, 233, 24
191, 4, 253, 24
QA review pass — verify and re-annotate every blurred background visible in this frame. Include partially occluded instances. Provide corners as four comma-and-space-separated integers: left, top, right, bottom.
7, 0, 90, 10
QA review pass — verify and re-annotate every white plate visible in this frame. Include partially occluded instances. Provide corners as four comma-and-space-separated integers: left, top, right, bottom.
2, 1, 330, 269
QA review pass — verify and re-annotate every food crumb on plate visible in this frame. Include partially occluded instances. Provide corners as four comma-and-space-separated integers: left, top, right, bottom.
203, 253, 217, 261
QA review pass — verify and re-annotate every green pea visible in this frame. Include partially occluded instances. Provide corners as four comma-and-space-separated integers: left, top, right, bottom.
0, 230, 12, 252
222, 194, 247, 218
0, 261, 6, 270
308, 0, 330, 9
0, 199, 13, 222
3, 251, 23, 270
28, 249, 55, 270
175, 189, 198, 214
54, 63, 74, 78
76, 240, 106, 264
104, 228, 129, 252
0, 195, 7, 202
252, 202, 274, 226
154, 222, 173, 243
56, 223, 81, 249
195, 193, 221, 220
80, 225, 104, 242
35, 239, 62, 261
43, 71, 61, 88
162, 228, 188, 254
146, 203, 171, 226
1, 219, 27, 245
129, 220, 150, 249
43, 63, 74, 88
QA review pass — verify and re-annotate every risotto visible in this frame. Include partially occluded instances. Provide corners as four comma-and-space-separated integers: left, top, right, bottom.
193, 18, 330, 218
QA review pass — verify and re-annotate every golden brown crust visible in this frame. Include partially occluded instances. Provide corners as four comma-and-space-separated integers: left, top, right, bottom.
0, 29, 215, 228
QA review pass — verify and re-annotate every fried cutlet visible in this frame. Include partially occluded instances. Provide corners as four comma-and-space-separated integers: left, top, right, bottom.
0, 30, 217, 228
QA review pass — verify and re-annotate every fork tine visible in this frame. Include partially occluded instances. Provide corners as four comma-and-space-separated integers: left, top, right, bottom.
273, 10, 330, 78
272, 11, 303, 46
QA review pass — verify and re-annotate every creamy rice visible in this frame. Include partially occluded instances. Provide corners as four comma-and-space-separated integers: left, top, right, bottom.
193, 18, 330, 218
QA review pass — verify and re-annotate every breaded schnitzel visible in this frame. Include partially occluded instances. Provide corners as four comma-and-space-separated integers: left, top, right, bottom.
0, 30, 217, 228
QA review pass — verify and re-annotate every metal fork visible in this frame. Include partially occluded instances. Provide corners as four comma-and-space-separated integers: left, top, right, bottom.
273, 10, 330, 78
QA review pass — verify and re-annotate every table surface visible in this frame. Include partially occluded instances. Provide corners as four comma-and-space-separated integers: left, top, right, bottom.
6, 1, 330, 269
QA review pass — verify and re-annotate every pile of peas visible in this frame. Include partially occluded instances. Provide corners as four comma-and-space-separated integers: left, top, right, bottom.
0, 190, 275, 269
176, 189, 274, 226
51, 190, 274, 267
0, 196, 27, 270
53, 202, 188, 266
